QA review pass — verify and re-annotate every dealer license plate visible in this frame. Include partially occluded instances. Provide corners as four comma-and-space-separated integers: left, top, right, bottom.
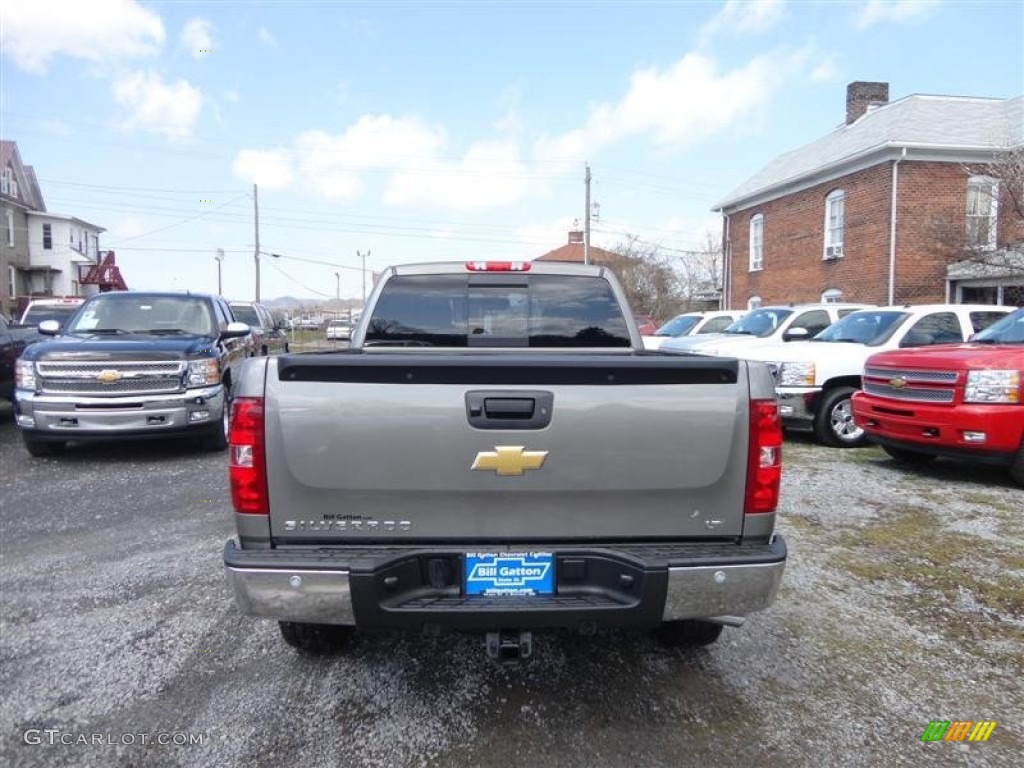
464, 551, 554, 596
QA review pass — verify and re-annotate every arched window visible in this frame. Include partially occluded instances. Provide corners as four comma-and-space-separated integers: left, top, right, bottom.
824, 189, 845, 259
749, 214, 763, 271
821, 288, 843, 303
747, 295, 762, 310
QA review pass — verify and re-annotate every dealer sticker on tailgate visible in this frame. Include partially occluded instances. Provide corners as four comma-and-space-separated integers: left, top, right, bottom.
464, 551, 554, 596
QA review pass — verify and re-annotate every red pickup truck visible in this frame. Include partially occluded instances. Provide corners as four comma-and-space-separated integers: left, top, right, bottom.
852, 307, 1024, 486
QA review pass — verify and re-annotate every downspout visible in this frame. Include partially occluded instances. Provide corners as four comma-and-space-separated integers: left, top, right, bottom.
723, 213, 731, 310
888, 147, 907, 305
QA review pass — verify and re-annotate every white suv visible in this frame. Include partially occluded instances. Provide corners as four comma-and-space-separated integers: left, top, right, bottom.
741, 304, 1015, 447
660, 303, 872, 357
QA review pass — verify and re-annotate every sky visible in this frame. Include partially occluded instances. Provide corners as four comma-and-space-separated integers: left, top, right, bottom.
1, 0, 1022, 304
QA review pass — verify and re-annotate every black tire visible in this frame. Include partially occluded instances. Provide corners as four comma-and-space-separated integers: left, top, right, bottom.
882, 445, 937, 464
279, 621, 355, 654
1008, 445, 1024, 487
653, 619, 724, 648
813, 386, 867, 448
23, 437, 65, 457
202, 384, 231, 451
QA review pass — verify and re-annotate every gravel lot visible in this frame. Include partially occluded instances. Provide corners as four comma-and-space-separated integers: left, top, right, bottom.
1, 403, 1021, 767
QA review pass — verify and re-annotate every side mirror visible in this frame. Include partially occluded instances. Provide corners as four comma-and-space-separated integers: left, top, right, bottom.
38, 320, 61, 336
783, 327, 810, 340
221, 321, 250, 339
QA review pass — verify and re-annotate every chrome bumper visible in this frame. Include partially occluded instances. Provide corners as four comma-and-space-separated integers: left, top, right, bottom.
225, 547, 786, 627
776, 387, 820, 426
14, 386, 225, 434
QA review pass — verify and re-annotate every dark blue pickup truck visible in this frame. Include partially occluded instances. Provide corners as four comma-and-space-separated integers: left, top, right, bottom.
13, 291, 250, 456
1, 315, 43, 401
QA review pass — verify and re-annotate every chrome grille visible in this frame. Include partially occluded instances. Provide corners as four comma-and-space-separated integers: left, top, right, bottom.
863, 366, 958, 383
862, 382, 955, 403
37, 360, 186, 396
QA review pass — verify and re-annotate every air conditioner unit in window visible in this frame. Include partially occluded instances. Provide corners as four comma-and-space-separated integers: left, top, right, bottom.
824, 245, 843, 259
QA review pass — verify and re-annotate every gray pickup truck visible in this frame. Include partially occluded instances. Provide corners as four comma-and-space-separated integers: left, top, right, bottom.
224, 261, 786, 660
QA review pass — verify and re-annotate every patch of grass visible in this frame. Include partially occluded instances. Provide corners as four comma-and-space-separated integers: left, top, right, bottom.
833, 506, 1024, 657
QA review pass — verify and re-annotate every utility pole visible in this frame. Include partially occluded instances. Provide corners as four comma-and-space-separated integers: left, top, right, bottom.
584, 163, 591, 265
253, 183, 261, 302
215, 248, 224, 295
335, 272, 340, 301
358, 250, 369, 306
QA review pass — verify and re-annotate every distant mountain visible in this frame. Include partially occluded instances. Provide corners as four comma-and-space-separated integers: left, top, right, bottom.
263, 296, 361, 311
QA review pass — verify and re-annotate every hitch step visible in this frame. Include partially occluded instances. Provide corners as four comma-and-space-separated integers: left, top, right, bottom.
486, 630, 532, 662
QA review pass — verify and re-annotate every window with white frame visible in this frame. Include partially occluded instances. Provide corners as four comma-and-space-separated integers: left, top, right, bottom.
6, 209, 13, 247
8, 265, 16, 299
42, 223, 52, 250
749, 214, 764, 271
821, 288, 844, 303
966, 175, 998, 249
747, 295, 762, 310
1, 167, 14, 197
824, 189, 845, 258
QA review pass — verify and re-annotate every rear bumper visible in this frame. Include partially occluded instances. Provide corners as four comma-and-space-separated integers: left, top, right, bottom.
851, 392, 1022, 462
224, 537, 787, 632
13, 385, 225, 440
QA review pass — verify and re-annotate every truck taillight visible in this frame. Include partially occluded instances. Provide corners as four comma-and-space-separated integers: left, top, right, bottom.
229, 397, 268, 515
465, 261, 531, 272
745, 398, 782, 514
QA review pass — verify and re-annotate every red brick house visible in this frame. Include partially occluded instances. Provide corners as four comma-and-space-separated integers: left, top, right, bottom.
715, 82, 1024, 310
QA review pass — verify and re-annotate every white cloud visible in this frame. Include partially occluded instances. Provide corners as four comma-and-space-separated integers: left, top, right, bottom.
1, 0, 164, 74
294, 115, 446, 202
810, 56, 840, 83
698, 0, 786, 44
856, 0, 939, 29
258, 26, 279, 47
534, 48, 810, 163
112, 70, 203, 140
181, 18, 214, 58
223, 89, 240, 104
385, 138, 531, 210
233, 149, 293, 189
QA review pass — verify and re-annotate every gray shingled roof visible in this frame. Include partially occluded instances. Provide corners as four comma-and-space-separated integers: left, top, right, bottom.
716, 94, 1023, 211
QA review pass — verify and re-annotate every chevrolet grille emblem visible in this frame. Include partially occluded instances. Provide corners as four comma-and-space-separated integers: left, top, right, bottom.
889, 377, 908, 389
472, 446, 548, 476
96, 370, 122, 383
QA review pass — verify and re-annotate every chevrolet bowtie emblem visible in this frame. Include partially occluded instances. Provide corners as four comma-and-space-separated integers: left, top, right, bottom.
472, 446, 548, 476
889, 377, 908, 389
96, 369, 122, 383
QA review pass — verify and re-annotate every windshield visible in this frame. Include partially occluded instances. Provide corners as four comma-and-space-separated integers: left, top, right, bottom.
231, 305, 261, 326
814, 310, 907, 345
22, 305, 80, 325
655, 315, 700, 337
723, 308, 794, 338
972, 307, 1024, 343
66, 295, 215, 336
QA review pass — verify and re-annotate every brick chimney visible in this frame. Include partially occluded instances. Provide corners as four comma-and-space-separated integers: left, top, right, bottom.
846, 81, 889, 124
568, 230, 584, 244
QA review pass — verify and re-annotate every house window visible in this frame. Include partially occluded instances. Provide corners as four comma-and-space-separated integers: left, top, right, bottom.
7, 265, 15, 299
821, 288, 843, 303
747, 295, 762, 310
966, 176, 998, 250
749, 214, 764, 271
1, 167, 15, 197
42, 223, 52, 250
824, 189, 845, 258
5, 209, 13, 247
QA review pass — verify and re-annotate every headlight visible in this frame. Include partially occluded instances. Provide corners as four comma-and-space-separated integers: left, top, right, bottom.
187, 359, 220, 387
779, 361, 815, 387
965, 370, 1020, 403
15, 360, 36, 390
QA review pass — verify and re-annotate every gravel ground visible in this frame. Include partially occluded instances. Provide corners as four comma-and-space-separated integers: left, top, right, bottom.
1, 405, 1021, 767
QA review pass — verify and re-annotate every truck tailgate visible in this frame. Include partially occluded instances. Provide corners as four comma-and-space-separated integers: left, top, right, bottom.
265, 353, 750, 541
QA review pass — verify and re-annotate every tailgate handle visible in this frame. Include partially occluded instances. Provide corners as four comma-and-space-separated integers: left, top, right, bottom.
485, 398, 534, 419
466, 390, 553, 430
